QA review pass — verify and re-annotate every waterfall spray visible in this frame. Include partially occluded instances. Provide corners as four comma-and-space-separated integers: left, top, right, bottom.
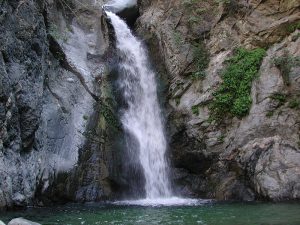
106, 11, 172, 199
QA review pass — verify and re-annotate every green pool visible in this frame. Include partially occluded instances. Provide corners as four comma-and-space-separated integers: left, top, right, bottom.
1, 201, 300, 225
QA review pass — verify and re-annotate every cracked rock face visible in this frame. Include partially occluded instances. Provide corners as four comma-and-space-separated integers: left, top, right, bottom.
137, 0, 300, 200
0, 0, 118, 209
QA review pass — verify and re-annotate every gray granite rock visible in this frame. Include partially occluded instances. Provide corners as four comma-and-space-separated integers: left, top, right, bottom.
0, 0, 120, 209
8, 218, 40, 225
137, 0, 300, 200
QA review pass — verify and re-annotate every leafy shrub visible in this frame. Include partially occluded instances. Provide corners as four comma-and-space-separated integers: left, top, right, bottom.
210, 48, 266, 121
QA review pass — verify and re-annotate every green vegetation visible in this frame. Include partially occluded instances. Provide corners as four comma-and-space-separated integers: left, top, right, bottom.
265, 93, 300, 117
287, 22, 300, 33
214, 0, 231, 3
273, 52, 300, 86
210, 48, 266, 121
288, 98, 300, 109
291, 32, 300, 41
188, 16, 201, 24
173, 31, 183, 45
182, 0, 198, 7
182, 0, 206, 25
191, 42, 210, 80
266, 111, 274, 118
215, 0, 240, 15
270, 93, 287, 107
191, 105, 199, 115
49, 24, 68, 42
217, 134, 225, 143
100, 99, 120, 129
175, 98, 181, 106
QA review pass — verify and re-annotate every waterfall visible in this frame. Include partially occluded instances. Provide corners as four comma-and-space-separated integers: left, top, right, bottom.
106, 11, 172, 199
104, 0, 137, 12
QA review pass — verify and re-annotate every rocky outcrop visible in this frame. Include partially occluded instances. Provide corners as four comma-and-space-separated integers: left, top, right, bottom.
0, 0, 122, 209
0, 0, 299, 209
8, 218, 40, 225
136, 0, 300, 200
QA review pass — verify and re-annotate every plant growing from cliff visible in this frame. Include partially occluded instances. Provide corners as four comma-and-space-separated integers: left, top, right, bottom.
191, 42, 210, 80
188, 16, 201, 24
273, 52, 300, 86
215, 0, 243, 16
210, 48, 266, 121
175, 97, 181, 106
173, 31, 183, 46
49, 24, 68, 42
287, 22, 300, 33
270, 93, 287, 107
288, 98, 300, 110
183, 0, 198, 7
214, 0, 230, 3
100, 99, 120, 129
191, 105, 199, 115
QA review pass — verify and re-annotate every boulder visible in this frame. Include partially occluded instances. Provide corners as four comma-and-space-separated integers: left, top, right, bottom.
8, 218, 40, 225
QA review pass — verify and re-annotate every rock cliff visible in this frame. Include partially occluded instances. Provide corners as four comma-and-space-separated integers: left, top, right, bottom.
0, 0, 299, 210
136, 0, 300, 200
0, 0, 124, 209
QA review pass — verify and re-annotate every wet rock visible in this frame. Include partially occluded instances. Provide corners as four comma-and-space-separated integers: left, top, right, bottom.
118, 6, 139, 27
8, 218, 40, 225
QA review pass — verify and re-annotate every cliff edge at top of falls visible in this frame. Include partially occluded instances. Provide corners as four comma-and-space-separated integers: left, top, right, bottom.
136, 0, 300, 201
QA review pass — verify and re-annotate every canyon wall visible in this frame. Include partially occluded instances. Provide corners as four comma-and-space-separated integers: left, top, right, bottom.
0, 0, 124, 209
136, 0, 300, 201
0, 0, 299, 209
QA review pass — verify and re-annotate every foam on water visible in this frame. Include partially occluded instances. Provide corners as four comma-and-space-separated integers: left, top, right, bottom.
113, 197, 212, 207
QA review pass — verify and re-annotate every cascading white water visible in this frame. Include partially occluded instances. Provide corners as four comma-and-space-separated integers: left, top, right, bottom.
106, 11, 172, 199
104, 0, 136, 12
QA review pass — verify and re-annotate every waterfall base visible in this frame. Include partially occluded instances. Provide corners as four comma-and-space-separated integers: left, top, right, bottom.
113, 197, 212, 206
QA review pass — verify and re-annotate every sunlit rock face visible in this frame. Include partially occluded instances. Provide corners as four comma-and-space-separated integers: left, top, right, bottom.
136, 0, 300, 201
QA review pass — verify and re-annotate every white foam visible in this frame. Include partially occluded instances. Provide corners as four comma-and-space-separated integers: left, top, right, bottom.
113, 197, 212, 207
104, 0, 137, 12
106, 11, 172, 198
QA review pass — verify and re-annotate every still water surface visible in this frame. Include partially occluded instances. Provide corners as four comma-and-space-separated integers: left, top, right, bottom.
1, 201, 300, 225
